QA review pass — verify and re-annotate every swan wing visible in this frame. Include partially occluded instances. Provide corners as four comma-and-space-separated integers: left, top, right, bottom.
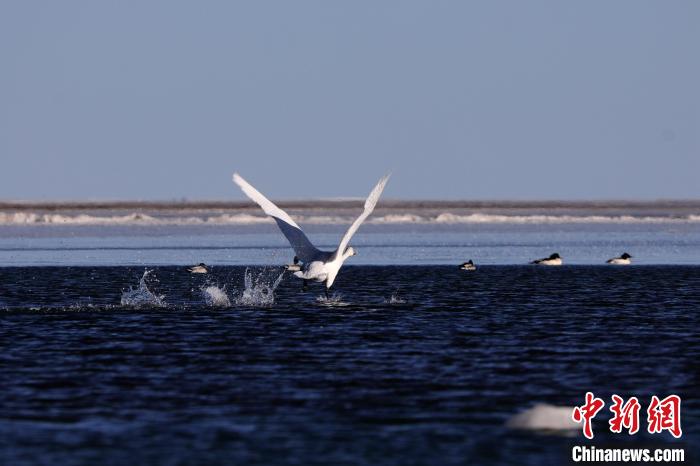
232, 173, 322, 262
334, 174, 390, 259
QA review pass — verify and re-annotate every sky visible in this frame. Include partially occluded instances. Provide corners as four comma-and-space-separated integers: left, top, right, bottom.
0, 1, 698, 200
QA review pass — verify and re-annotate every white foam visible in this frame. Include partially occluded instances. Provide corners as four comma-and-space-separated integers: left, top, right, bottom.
1, 211, 699, 226
201, 285, 231, 307
371, 214, 426, 224
205, 214, 273, 224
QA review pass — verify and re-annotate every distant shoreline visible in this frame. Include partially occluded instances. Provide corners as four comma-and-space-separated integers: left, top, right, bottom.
1, 199, 699, 226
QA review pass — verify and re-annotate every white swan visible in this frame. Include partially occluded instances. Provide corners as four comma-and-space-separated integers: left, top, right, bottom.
233, 173, 390, 297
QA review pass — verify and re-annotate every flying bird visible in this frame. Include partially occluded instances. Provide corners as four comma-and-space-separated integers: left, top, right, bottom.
232, 172, 390, 297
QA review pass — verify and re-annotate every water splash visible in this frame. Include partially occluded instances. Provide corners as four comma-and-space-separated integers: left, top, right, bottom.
316, 292, 349, 306
120, 269, 165, 307
385, 293, 406, 304
202, 285, 231, 308
233, 268, 284, 307
382, 287, 406, 304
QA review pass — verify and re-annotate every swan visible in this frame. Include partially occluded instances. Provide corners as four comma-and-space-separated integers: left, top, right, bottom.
606, 252, 632, 265
531, 253, 562, 266
233, 172, 390, 297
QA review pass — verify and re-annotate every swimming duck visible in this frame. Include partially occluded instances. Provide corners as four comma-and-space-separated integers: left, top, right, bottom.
459, 260, 476, 271
188, 263, 209, 274
531, 253, 562, 266
606, 252, 632, 265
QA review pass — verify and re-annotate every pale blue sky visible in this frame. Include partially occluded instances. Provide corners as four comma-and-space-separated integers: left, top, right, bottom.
1, 1, 698, 200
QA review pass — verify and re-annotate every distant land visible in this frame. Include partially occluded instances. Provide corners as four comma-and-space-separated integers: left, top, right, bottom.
1, 200, 699, 226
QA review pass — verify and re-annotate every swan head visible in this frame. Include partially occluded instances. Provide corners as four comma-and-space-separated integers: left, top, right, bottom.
344, 247, 357, 259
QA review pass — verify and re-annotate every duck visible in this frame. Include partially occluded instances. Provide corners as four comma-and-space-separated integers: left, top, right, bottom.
606, 252, 632, 265
188, 263, 209, 274
531, 253, 562, 266
459, 260, 476, 271
284, 256, 302, 272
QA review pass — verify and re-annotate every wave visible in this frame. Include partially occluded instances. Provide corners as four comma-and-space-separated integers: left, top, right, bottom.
0, 212, 272, 226
433, 213, 700, 224
1, 211, 699, 226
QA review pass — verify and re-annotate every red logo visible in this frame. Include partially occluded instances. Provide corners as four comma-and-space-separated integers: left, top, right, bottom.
647, 395, 682, 438
572, 392, 605, 439
573, 393, 682, 439
609, 395, 641, 435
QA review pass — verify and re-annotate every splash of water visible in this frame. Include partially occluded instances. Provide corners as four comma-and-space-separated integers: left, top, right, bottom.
385, 293, 406, 304
316, 292, 349, 306
202, 285, 231, 308
120, 269, 165, 307
233, 268, 284, 307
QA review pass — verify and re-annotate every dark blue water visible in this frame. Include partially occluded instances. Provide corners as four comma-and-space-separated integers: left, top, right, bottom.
1, 266, 699, 465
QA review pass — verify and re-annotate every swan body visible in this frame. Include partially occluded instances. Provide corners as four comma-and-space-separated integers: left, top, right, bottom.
233, 173, 389, 293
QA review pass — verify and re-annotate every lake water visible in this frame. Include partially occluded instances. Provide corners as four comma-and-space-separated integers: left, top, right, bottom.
1, 221, 699, 266
1, 217, 699, 465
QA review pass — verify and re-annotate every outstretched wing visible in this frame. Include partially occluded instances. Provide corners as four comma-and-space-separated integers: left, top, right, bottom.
334, 174, 390, 259
232, 173, 322, 262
